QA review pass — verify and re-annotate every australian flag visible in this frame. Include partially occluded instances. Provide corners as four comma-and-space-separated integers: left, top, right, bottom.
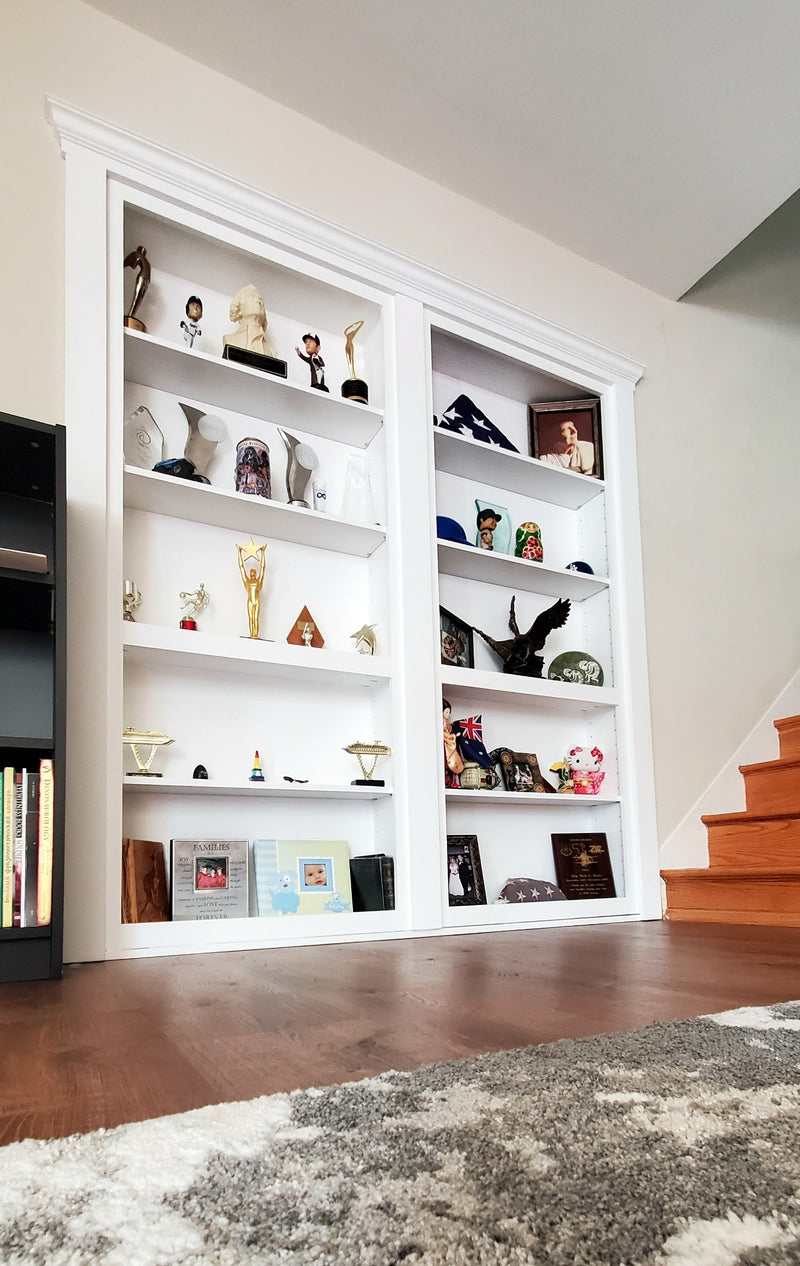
453, 714, 494, 768
435, 394, 518, 452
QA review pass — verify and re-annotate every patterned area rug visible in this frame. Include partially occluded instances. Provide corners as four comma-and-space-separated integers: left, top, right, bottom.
3, 1001, 800, 1265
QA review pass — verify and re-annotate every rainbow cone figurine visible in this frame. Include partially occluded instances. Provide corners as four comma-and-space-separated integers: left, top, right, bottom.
249, 750, 265, 782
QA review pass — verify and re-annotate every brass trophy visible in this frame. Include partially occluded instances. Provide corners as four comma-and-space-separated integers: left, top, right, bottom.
344, 740, 391, 786
341, 320, 369, 404
123, 728, 174, 777
179, 583, 209, 631
236, 539, 267, 638
123, 580, 142, 622
350, 623, 377, 655
123, 245, 151, 332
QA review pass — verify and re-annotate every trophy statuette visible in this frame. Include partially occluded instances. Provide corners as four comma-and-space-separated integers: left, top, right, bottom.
236, 539, 267, 639
123, 728, 174, 778
341, 319, 369, 404
344, 740, 391, 786
179, 583, 209, 631
123, 245, 151, 333
123, 580, 142, 622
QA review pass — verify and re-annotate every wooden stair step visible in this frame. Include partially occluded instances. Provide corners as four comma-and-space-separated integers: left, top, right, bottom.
739, 757, 800, 813
702, 810, 800, 867
775, 715, 800, 759
661, 866, 800, 926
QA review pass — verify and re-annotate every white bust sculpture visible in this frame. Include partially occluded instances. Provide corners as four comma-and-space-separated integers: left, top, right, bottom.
223, 284, 278, 359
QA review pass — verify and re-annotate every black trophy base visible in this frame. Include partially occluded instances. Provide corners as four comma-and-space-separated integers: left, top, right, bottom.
341, 378, 369, 405
223, 345, 288, 378
352, 778, 385, 786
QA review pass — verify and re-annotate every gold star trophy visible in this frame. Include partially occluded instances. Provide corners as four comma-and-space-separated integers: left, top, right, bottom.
236, 539, 267, 639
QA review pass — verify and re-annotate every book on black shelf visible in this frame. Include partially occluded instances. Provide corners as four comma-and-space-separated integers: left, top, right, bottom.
349, 853, 395, 912
37, 759, 54, 926
1, 766, 13, 928
23, 770, 40, 928
12, 770, 23, 927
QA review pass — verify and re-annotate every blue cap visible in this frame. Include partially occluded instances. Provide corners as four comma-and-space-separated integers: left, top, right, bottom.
437, 516, 471, 545
566, 560, 594, 574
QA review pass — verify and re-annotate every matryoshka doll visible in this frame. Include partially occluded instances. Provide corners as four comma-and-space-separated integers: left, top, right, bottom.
515, 521, 544, 562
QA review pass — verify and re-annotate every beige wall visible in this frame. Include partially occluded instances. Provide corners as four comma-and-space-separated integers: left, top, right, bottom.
4, 0, 800, 862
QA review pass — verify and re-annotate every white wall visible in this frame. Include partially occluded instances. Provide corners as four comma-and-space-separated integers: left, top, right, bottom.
3, 0, 800, 866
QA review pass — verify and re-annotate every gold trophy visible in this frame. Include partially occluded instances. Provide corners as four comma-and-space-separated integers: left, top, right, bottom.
123, 728, 174, 777
341, 319, 369, 404
179, 583, 209, 631
123, 245, 151, 332
344, 740, 391, 786
236, 539, 267, 639
123, 580, 142, 622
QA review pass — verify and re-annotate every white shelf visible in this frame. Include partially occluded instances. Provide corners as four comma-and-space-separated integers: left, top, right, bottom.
445, 789, 620, 805
434, 428, 604, 509
444, 895, 637, 929
124, 466, 386, 557
123, 622, 392, 685
113, 907, 404, 956
123, 779, 392, 799
437, 540, 608, 599
440, 664, 618, 709
124, 329, 384, 449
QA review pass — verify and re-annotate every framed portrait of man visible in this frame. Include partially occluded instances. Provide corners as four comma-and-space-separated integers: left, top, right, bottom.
529, 398, 603, 480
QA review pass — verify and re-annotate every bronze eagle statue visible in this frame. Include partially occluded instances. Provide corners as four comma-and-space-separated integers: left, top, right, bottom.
473, 596, 570, 677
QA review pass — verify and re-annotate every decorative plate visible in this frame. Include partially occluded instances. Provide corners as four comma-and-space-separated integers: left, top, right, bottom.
547, 651, 604, 687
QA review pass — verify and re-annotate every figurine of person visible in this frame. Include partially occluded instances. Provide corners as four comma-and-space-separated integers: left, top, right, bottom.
224, 285, 278, 359
295, 333, 329, 391
476, 508, 502, 550
180, 295, 203, 348
236, 540, 267, 639
443, 698, 465, 788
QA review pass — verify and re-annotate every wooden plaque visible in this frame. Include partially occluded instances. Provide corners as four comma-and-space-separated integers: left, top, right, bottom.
121, 837, 169, 922
551, 833, 616, 900
286, 605, 325, 647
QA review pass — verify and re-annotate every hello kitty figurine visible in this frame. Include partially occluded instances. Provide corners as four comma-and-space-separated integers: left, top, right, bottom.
551, 746, 605, 795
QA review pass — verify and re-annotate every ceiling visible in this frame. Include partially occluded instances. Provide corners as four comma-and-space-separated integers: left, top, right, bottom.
84, 0, 800, 300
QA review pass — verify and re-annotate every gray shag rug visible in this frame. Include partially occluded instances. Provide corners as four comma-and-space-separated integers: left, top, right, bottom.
4, 1002, 800, 1265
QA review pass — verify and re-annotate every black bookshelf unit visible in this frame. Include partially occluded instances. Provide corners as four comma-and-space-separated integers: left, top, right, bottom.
0, 412, 66, 981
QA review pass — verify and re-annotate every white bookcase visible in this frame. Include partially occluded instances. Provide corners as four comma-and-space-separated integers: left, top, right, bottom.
52, 100, 660, 962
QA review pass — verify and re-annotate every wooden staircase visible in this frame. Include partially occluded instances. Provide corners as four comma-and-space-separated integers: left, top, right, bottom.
661, 715, 800, 926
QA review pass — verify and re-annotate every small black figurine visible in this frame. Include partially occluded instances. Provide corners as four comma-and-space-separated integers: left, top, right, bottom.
192, 764, 209, 779
473, 596, 570, 677
295, 333, 329, 392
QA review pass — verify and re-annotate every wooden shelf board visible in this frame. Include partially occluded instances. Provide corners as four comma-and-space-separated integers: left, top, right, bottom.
123, 779, 392, 800
440, 663, 618, 709
122, 622, 392, 685
123, 466, 386, 557
437, 540, 608, 599
125, 329, 384, 448
434, 429, 605, 509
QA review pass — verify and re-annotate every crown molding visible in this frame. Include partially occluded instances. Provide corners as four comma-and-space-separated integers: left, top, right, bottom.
46, 97, 645, 387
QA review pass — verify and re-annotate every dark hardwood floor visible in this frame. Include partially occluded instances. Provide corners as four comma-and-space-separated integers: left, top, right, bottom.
2, 920, 800, 1146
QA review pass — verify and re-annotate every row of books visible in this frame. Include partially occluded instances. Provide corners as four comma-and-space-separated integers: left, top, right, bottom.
1, 759, 54, 928
122, 837, 395, 923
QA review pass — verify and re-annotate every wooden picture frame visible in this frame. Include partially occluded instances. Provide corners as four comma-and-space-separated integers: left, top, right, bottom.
529, 397, 603, 480
495, 748, 556, 793
446, 835, 486, 906
440, 605, 474, 670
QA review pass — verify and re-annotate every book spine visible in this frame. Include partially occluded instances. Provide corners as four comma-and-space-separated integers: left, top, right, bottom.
37, 759, 54, 926
380, 856, 395, 910
12, 770, 24, 928
2, 766, 14, 927
23, 772, 40, 928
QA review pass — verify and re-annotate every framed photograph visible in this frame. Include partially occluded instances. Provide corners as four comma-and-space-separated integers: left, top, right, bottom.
440, 605, 474, 670
252, 838, 353, 915
495, 748, 556, 794
529, 397, 603, 480
170, 839, 249, 921
446, 835, 486, 906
